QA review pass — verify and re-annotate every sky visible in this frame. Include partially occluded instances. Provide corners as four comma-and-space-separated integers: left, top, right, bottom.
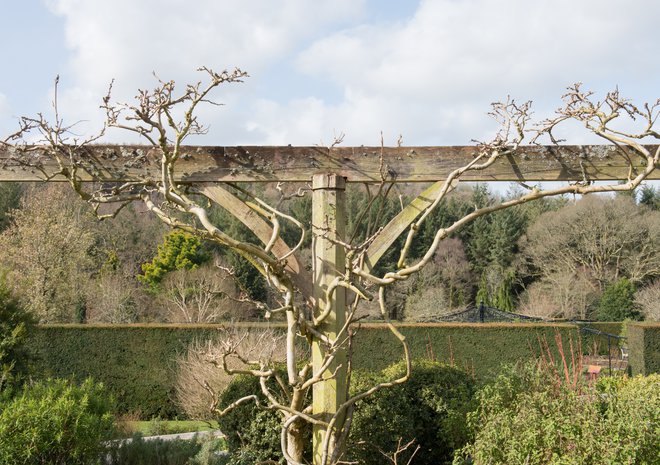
1, 0, 659, 149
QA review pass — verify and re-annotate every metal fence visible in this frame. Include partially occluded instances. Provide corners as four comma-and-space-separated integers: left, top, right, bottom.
417, 302, 545, 323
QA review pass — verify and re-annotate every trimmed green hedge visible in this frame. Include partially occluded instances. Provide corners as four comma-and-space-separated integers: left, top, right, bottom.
627, 322, 660, 376
26, 323, 579, 419
351, 323, 579, 379
26, 325, 224, 418
576, 322, 625, 355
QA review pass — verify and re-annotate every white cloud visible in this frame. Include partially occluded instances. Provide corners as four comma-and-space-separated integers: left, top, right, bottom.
248, 0, 660, 145
36, 0, 660, 146
298, 0, 659, 100
47, 0, 364, 82
43, 0, 366, 143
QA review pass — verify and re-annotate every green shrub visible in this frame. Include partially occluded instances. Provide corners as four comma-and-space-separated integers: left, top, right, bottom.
188, 437, 229, 465
0, 378, 114, 465
103, 433, 226, 465
215, 448, 267, 465
454, 364, 660, 465
0, 281, 35, 393
347, 360, 475, 465
595, 374, 659, 462
218, 361, 474, 465
139, 230, 209, 289
597, 278, 640, 321
216, 372, 309, 464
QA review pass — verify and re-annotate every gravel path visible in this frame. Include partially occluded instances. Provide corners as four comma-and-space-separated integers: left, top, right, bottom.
112, 429, 225, 444
141, 430, 225, 442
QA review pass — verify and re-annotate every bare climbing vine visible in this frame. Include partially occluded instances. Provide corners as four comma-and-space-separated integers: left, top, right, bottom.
1, 69, 658, 465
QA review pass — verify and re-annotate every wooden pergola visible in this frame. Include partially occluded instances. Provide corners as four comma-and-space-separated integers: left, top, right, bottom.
1, 144, 656, 183
1, 143, 657, 463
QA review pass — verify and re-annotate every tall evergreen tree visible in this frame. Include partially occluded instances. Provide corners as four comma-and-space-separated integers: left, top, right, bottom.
638, 185, 660, 211
597, 278, 640, 321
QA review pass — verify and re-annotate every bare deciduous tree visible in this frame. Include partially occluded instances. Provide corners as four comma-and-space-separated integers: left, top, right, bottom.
402, 239, 472, 321
520, 196, 660, 290
0, 184, 99, 322
161, 263, 255, 323
174, 328, 286, 420
635, 280, 660, 321
1, 71, 658, 464
517, 271, 600, 320
85, 272, 141, 324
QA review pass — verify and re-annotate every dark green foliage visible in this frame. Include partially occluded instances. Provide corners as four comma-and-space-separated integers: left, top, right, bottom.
26, 323, 581, 418
204, 196, 268, 302
139, 230, 210, 289
462, 185, 522, 277
350, 324, 580, 381
488, 209, 520, 265
413, 184, 560, 308
454, 364, 660, 465
0, 182, 23, 232
217, 361, 475, 465
491, 270, 515, 312
346, 186, 403, 274
280, 193, 311, 250
0, 281, 34, 392
597, 278, 640, 321
102, 433, 226, 465
483, 205, 527, 270
627, 323, 660, 375
475, 274, 490, 307
217, 372, 310, 464
411, 187, 476, 262
638, 184, 660, 210
225, 255, 267, 302
470, 203, 530, 308
27, 325, 225, 418
218, 375, 281, 460
0, 378, 114, 465
347, 360, 475, 465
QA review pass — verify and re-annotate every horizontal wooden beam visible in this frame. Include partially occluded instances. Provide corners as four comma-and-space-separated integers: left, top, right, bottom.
0, 144, 657, 183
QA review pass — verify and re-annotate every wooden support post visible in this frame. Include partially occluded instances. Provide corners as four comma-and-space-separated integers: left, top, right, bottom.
311, 173, 347, 465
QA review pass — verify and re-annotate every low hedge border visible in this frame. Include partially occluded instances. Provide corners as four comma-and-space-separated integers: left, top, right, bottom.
27, 323, 580, 418
627, 322, 660, 375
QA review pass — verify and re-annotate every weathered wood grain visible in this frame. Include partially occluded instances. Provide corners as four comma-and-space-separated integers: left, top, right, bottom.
362, 180, 445, 271
311, 174, 347, 463
1, 144, 657, 182
198, 183, 313, 302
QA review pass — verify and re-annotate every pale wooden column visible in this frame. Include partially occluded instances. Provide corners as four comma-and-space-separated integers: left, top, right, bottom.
311, 173, 347, 464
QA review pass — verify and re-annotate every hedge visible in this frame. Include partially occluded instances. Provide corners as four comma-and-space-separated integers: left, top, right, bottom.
26, 325, 224, 418
627, 322, 660, 376
575, 322, 625, 355
26, 323, 579, 419
351, 323, 579, 377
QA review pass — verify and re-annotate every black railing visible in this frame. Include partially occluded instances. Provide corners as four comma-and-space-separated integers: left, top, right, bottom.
417, 302, 545, 323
